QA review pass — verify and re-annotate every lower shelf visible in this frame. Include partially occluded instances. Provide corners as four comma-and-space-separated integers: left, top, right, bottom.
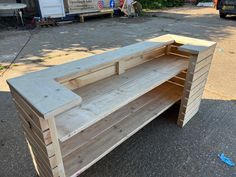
62, 82, 183, 177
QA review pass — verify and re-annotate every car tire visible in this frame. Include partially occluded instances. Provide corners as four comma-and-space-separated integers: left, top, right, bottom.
219, 11, 227, 18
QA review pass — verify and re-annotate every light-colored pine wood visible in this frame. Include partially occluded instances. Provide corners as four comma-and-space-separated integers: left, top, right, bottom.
7, 35, 175, 119
169, 76, 185, 86
48, 118, 66, 177
60, 82, 182, 157
22, 122, 57, 172
63, 82, 183, 177
177, 42, 216, 126
7, 34, 216, 177
79, 10, 114, 23
10, 87, 49, 131
56, 55, 188, 142
14, 101, 52, 146
117, 61, 126, 75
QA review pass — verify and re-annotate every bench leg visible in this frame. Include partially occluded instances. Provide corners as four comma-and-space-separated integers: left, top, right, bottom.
80, 16, 84, 23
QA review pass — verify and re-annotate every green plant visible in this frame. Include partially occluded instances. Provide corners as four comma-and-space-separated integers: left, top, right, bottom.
138, 0, 184, 9
0, 64, 7, 71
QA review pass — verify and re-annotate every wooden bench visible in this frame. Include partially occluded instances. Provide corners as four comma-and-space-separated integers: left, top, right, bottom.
79, 9, 114, 23
8, 34, 216, 177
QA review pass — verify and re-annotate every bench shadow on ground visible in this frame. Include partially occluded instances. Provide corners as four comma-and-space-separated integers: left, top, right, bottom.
1, 90, 236, 177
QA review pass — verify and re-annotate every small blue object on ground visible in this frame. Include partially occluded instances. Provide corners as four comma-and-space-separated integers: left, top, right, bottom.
218, 153, 235, 167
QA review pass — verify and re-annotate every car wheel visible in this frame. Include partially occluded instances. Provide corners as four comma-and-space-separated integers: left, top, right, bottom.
219, 11, 227, 18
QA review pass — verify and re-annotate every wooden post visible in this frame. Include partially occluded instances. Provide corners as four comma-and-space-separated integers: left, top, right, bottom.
80, 16, 84, 23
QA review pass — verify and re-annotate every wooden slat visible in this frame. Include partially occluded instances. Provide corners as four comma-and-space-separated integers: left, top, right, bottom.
187, 71, 208, 91
25, 139, 40, 176
17, 110, 55, 158
185, 79, 206, 98
176, 71, 187, 79
123, 47, 165, 71
185, 99, 201, 118
60, 82, 181, 157
23, 130, 56, 176
185, 86, 204, 107
192, 64, 211, 82
10, 87, 49, 131
63, 47, 166, 91
177, 55, 197, 126
63, 82, 183, 177
183, 104, 200, 122
194, 55, 212, 72
20, 115, 57, 169
169, 45, 191, 58
48, 118, 66, 177
177, 44, 215, 127
14, 101, 52, 146
64, 64, 116, 90
169, 76, 185, 86
56, 55, 188, 142
143, 46, 166, 60
117, 60, 126, 75
196, 45, 216, 62
80, 10, 113, 17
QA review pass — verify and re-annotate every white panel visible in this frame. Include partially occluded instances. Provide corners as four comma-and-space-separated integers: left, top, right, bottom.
39, 0, 65, 18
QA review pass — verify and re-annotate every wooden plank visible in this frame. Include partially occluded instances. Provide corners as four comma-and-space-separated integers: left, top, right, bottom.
169, 76, 185, 86
117, 61, 126, 75
19, 113, 54, 158
169, 45, 191, 58
177, 55, 197, 126
81, 11, 113, 17
182, 105, 200, 125
7, 35, 175, 119
196, 45, 216, 63
23, 132, 57, 177
56, 56, 188, 142
143, 46, 166, 60
64, 64, 116, 90
185, 80, 206, 99
194, 55, 212, 72
192, 64, 211, 82
63, 83, 183, 177
165, 45, 171, 55
27, 138, 59, 177
14, 101, 52, 146
10, 87, 49, 131
27, 141, 54, 177
60, 82, 180, 157
25, 139, 40, 176
177, 43, 215, 127
185, 87, 204, 107
176, 71, 187, 79
123, 47, 165, 70
184, 98, 202, 118
179, 107, 199, 126
48, 118, 66, 177
20, 116, 57, 169
187, 71, 208, 91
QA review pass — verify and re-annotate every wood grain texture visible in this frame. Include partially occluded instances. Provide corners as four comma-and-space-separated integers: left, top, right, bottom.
7, 35, 175, 119
56, 55, 188, 142
177, 44, 216, 127
7, 34, 216, 177
63, 82, 183, 177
